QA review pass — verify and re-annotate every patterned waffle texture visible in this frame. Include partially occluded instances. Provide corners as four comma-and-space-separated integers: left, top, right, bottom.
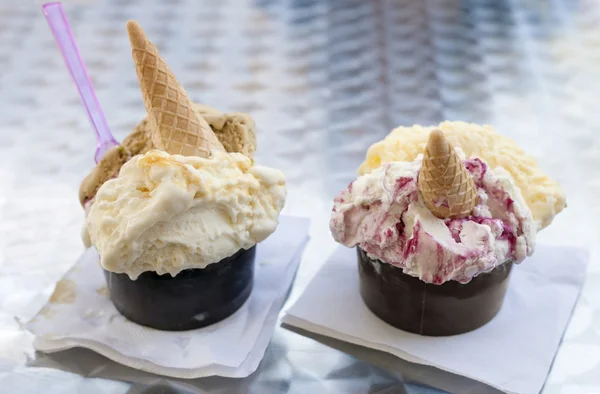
418, 129, 477, 219
127, 20, 224, 158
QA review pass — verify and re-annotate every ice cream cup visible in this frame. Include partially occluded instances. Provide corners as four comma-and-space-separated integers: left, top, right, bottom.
357, 247, 512, 336
104, 246, 256, 331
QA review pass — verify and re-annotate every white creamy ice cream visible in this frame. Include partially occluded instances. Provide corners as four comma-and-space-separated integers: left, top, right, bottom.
330, 152, 536, 284
83, 149, 286, 279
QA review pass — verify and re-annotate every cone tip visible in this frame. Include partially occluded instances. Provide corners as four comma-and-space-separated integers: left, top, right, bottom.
425, 128, 451, 157
427, 128, 445, 145
419, 127, 477, 219
126, 20, 146, 49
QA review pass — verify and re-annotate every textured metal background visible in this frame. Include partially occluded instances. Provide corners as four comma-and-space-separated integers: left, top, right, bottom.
0, 0, 599, 393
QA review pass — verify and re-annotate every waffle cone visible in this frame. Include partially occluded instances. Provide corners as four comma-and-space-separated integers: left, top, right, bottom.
418, 129, 477, 219
127, 21, 224, 158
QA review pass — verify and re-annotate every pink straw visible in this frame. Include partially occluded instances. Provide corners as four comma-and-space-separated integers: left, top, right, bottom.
43, 2, 119, 163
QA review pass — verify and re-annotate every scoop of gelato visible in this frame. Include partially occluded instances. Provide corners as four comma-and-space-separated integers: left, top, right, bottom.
358, 121, 564, 230
79, 118, 154, 206
78, 104, 257, 207
330, 153, 536, 284
83, 149, 286, 279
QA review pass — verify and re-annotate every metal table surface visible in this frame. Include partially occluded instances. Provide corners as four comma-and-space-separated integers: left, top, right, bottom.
0, 0, 599, 393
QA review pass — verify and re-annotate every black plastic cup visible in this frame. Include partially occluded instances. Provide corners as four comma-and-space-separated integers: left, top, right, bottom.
104, 246, 256, 331
357, 247, 512, 336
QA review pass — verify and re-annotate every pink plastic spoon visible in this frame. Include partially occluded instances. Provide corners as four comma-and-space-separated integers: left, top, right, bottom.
43, 2, 118, 163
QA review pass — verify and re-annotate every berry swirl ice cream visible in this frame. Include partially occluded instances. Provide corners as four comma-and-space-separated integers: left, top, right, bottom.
330, 152, 535, 284
330, 125, 564, 335
83, 149, 286, 280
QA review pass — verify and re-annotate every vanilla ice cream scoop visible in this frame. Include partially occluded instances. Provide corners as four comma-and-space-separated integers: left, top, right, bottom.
330, 152, 536, 284
83, 150, 286, 279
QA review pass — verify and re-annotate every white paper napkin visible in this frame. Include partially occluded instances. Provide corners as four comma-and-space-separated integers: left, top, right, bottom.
283, 245, 589, 394
26, 216, 310, 379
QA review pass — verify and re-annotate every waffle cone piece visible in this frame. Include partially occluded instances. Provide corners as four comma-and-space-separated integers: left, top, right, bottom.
418, 129, 477, 219
127, 20, 224, 157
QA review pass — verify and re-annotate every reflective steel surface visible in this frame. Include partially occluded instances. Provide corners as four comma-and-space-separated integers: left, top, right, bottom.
0, 0, 599, 392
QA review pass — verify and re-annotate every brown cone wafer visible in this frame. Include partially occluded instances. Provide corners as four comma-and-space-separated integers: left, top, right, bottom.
127, 20, 224, 158
418, 129, 477, 218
